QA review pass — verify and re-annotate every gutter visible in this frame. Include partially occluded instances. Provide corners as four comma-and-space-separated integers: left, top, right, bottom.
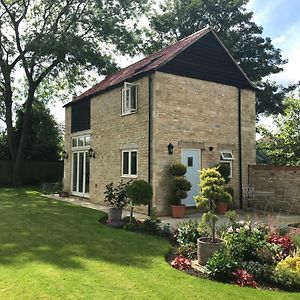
238, 88, 243, 209
148, 73, 153, 216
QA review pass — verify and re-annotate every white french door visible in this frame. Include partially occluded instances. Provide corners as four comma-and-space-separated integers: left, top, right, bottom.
72, 150, 90, 197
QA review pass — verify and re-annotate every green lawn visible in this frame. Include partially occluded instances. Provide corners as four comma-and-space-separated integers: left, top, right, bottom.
0, 188, 299, 300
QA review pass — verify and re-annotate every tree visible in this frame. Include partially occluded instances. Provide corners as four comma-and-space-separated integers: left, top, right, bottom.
144, 0, 297, 116
0, 101, 62, 161
0, 0, 148, 184
257, 98, 300, 165
15, 101, 63, 161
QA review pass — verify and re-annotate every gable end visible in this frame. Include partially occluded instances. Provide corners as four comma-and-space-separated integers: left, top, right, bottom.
158, 31, 253, 89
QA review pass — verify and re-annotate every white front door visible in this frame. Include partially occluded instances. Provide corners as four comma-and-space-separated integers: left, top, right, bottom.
72, 150, 90, 198
181, 149, 201, 206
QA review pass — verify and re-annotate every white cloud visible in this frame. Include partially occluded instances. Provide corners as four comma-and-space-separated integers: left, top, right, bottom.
272, 35, 286, 46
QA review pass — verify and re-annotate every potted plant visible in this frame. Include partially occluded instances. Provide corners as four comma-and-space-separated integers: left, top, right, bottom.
169, 163, 192, 218
104, 181, 130, 224
125, 180, 153, 223
195, 167, 232, 265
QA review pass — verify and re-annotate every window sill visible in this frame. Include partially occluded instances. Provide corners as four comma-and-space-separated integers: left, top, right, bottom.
121, 111, 137, 117
121, 175, 138, 179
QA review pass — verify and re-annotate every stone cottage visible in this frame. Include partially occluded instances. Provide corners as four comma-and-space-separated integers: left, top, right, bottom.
63, 26, 256, 216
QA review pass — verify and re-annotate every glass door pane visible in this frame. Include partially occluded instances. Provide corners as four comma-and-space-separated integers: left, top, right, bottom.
78, 152, 84, 193
72, 152, 78, 192
85, 152, 90, 194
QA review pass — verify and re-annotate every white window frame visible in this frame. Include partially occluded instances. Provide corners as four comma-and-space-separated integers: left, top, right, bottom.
121, 82, 138, 115
121, 149, 138, 178
220, 151, 234, 178
72, 134, 91, 150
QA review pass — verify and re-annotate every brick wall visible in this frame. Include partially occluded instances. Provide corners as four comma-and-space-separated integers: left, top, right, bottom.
152, 72, 256, 215
249, 165, 300, 214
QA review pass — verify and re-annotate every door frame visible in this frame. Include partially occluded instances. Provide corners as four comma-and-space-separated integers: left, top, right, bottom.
181, 148, 201, 207
71, 150, 90, 198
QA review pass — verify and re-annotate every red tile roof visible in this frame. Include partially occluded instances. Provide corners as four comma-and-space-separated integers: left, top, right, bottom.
65, 26, 211, 106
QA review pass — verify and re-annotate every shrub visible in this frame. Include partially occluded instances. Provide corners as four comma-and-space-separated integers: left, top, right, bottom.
125, 180, 153, 206
171, 255, 191, 270
169, 163, 191, 205
232, 269, 258, 288
104, 181, 130, 208
178, 243, 197, 259
169, 163, 187, 176
292, 234, 300, 250
240, 261, 273, 280
139, 218, 161, 234
269, 234, 295, 259
215, 163, 231, 184
125, 180, 153, 221
176, 220, 200, 245
195, 167, 232, 242
206, 250, 239, 281
273, 256, 300, 290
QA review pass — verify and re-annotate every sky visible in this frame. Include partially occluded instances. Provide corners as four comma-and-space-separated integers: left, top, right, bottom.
1, 0, 300, 131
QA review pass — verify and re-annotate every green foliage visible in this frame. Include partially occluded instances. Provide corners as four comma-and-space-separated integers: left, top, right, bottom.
216, 163, 231, 184
0, 132, 10, 160
257, 97, 300, 165
176, 220, 201, 246
195, 167, 232, 242
273, 256, 300, 291
292, 234, 300, 250
104, 181, 130, 209
169, 163, 187, 176
178, 243, 197, 259
206, 250, 239, 281
14, 102, 62, 161
125, 180, 153, 206
144, 0, 296, 116
169, 163, 191, 205
139, 218, 162, 234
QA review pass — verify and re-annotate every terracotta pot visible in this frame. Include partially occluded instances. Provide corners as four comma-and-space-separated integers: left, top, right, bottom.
197, 237, 223, 265
108, 207, 122, 222
216, 202, 228, 214
171, 204, 185, 218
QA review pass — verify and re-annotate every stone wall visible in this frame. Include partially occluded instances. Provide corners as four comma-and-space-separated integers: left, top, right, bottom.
152, 72, 256, 215
248, 165, 300, 214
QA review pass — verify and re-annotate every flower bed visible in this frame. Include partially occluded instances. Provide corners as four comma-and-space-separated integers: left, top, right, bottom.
170, 212, 300, 292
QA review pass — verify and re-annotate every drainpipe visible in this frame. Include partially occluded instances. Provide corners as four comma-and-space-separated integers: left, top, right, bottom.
238, 88, 243, 209
148, 73, 153, 216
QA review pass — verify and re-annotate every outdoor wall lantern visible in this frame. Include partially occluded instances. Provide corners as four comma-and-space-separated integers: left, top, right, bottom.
62, 150, 68, 159
209, 146, 214, 151
167, 143, 174, 155
88, 148, 96, 159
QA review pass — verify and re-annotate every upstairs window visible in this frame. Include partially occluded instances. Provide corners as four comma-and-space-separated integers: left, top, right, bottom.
220, 151, 234, 178
121, 82, 138, 115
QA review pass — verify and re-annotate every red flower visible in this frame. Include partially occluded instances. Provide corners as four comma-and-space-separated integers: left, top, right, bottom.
232, 269, 258, 288
171, 255, 191, 270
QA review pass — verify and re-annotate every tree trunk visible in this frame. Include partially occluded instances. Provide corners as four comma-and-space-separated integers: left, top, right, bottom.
5, 98, 17, 159
12, 92, 34, 186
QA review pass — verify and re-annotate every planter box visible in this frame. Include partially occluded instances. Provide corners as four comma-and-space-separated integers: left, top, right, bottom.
197, 237, 223, 265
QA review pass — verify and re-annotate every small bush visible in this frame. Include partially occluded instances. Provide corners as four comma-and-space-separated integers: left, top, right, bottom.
176, 220, 200, 246
269, 234, 295, 259
292, 234, 300, 250
216, 163, 231, 184
240, 261, 273, 280
232, 269, 258, 288
206, 250, 239, 281
104, 181, 130, 208
171, 255, 191, 270
273, 256, 300, 290
125, 180, 153, 206
169, 163, 187, 177
178, 243, 197, 259
139, 218, 161, 234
